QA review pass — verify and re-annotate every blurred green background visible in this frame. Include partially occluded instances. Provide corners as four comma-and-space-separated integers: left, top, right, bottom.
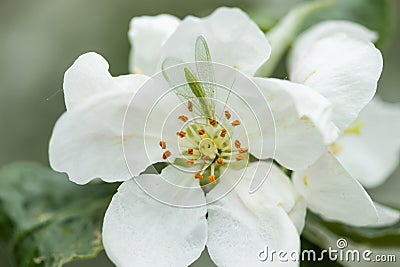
0, 0, 399, 266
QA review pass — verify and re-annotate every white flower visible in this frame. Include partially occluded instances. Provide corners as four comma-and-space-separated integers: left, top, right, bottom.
288, 21, 399, 227
333, 97, 400, 188
48, 8, 391, 267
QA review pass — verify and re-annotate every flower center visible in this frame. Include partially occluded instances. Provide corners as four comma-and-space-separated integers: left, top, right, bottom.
159, 102, 248, 185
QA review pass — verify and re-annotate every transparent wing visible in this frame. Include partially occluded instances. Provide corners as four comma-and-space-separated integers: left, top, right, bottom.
161, 36, 216, 119
195, 36, 215, 116
162, 57, 208, 118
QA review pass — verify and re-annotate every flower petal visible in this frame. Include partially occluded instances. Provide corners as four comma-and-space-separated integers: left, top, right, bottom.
160, 7, 270, 76
289, 20, 378, 69
334, 98, 400, 188
369, 202, 400, 227
49, 77, 157, 184
289, 33, 383, 132
251, 78, 338, 170
63, 52, 145, 110
103, 166, 207, 267
128, 14, 180, 75
206, 163, 300, 266
292, 153, 378, 226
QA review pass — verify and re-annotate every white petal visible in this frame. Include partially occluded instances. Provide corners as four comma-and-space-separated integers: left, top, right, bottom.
160, 7, 270, 76
289, 34, 383, 131
292, 153, 378, 226
289, 20, 378, 69
63, 52, 143, 110
252, 78, 338, 170
334, 98, 400, 188
49, 74, 157, 184
368, 202, 400, 227
103, 167, 207, 267
206, 163, 300, 266
128, 14, 180, 75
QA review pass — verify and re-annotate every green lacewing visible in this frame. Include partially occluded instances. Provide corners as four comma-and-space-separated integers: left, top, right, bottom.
162, 35, 216, 119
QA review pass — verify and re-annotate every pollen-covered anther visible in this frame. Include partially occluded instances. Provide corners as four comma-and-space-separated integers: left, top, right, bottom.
234, 139, 241, 149
162, 150, 172, 160
195, 173, 203, 179
186, 159, 194, 165
178, 115, 189, 122
220, 128, 227, 138
176, 131, 187, 138
159, 141, 166, 149
224, 110, 231, 120
231, 120, 241, 126
208, 175, 216, 184
198, 129, 205, 135
236, 155, 245, 161
239, 147, 248, 153
216, 158, 224, 165
187, 101, 193, 112
187, 148, 194, 155
209, 118, 217, 127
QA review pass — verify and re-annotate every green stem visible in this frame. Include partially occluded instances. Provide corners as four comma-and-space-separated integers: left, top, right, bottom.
255, 0, 334, 77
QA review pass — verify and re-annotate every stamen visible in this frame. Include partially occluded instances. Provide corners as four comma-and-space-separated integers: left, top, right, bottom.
231, 120, 241, 126
220, 128, 227, 138
234, 140, 241, 149
188, 148, 194, 155
208, 175, 216, 184
236, 155, 245, 161
178, 115, 189, 122
209, 118, 217, 127
216, 158, 224, 165
239, 147, 248, 153
159, 141, 166, 149
224, 110, 231, 120
195, 173, 203, 179
198, 129, 205, 135
162, 150, 172, 160
188, 101, 193, 112
186, 159, 194, 165
176, 131, 187, 138
202, 155, 211, 162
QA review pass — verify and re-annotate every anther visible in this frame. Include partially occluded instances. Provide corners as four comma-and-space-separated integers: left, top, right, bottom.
231, 120, 241, 126
162, 150, 172, 160
188, 148, 194, 155
208, 175, 216, 184
178, 115, 189, 122
216, 158, 224, 165
176, 131, 187, 138
236, 155, 245, 161
195, 173, 203, 179
234, 140, 241, 149
198, 129, 205, 135
188, 101, 193, 112
186, 159, 194, 165
239, 147, 248, 153
159, 141, 166, 149
224, 110, 231, 120
209, 118, 217, 127
220, 128, 227, 138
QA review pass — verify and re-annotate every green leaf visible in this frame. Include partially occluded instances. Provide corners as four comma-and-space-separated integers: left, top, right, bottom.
0, 162, 117, 267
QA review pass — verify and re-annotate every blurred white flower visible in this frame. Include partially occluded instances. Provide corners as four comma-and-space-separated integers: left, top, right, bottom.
288, 21, 399, 227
